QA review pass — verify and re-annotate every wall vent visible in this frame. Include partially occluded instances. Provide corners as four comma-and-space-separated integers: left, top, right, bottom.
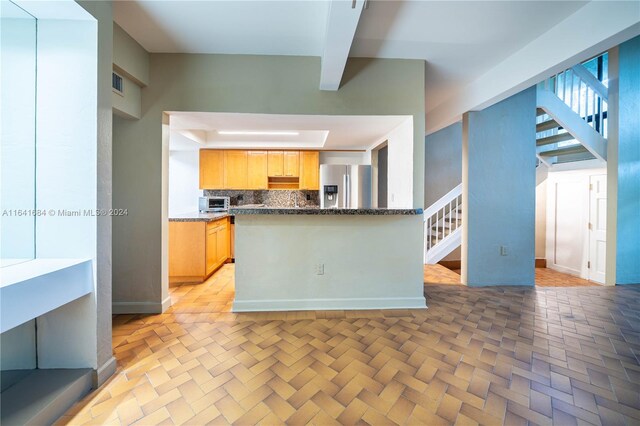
112, 72, 124, 95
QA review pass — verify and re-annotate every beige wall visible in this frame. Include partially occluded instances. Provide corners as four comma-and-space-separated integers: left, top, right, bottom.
113, 55, 425, 310
77, 0, 115, 385
113, 23, 149, 86
112, 73, 141, 119
234, 214, 425, 311
112, 23, 148, 120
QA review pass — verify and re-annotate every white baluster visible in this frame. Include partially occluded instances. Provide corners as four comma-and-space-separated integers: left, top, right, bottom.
599, 99, 604, 137
568, 70, 574, 112
449, 201, 452, 235
577, 80, 582, 118
435, 210, 439, 245
592, 90, 596, 129
598, 96, 604, 134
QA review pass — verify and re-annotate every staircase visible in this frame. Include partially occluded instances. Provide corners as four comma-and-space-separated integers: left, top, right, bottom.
536, 55, 608, 166
424, 55, 608, 264
424, 184, 462, 264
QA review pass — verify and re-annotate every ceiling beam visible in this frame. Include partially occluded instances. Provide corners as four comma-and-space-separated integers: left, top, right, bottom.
319, 0, 365, 91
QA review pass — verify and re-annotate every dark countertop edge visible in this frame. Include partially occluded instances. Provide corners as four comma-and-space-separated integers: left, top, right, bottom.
229, 208, 424, 216
169, 212, 230, 222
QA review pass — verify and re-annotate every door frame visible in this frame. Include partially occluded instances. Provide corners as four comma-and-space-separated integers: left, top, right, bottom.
370, 140, 388, 208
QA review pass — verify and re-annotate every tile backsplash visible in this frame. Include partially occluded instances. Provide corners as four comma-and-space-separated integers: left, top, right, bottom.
204, 190, 320, 208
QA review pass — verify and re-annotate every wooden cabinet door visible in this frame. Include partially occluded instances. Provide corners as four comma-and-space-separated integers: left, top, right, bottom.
299, 151, 319, 190
216, 225, 228, 264
247, 151, 268, 189
267, 151, 284, 177
169, 222, 206, 277
223, 222, 230, 260
206, 226, 217, 275
199, 150, 224, 189
284, 151, 300, 177
224, 150, 248, 189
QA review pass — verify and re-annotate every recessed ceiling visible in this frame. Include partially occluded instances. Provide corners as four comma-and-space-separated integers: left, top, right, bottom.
168, 112, 410, 151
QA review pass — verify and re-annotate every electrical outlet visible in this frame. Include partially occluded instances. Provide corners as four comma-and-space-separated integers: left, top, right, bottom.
500, 246, 508, 256
315, 264, 324, 275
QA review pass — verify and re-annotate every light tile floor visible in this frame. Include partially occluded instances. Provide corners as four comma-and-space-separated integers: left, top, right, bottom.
424, 265, 601, 287
56, 264, 637, 425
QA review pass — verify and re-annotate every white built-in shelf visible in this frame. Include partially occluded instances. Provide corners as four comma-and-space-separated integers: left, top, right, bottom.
0, 258, 93, 333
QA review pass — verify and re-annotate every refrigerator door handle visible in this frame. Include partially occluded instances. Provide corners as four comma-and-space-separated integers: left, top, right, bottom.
343, 173, 349, 208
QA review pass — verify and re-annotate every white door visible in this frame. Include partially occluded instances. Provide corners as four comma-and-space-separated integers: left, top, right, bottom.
588, 175, 607, 284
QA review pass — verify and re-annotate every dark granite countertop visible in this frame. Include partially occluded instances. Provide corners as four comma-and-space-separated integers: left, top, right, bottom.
169, 212, 230, 222
229, 207, 423, 215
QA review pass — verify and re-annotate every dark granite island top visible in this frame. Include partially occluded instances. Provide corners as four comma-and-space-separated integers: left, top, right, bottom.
169, 212, 230, 222
229, 207, 423, 215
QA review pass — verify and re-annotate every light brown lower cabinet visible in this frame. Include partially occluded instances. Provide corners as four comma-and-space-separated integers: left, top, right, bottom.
169, 217, 230, 283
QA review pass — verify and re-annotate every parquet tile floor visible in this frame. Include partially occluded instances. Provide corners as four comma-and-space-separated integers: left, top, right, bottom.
58, 264, 640, 425
424, 265, 601, 288
534, 269, 599, 287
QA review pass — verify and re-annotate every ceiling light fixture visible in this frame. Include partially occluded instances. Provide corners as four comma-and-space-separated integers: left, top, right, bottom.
218, 130, 300, 136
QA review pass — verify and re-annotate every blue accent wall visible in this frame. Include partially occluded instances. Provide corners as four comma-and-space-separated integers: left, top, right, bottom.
424, 122, 462, 207
616, 35, 640, 285
463, 87, 536, 286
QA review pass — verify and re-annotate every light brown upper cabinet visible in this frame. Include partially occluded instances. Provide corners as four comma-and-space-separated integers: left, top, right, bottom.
267, 151, 284, 177
268, 151, 299, 177
199, 150, 224, 189
247, 151, 268, 189
299, 151, 320, 190
283, 151, 300, 177
200, 149, 318, 190
223, 150, 248, 189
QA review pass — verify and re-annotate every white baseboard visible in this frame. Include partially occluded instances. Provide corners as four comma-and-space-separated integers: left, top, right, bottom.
112, 296, 172, 314
162, 296, 172, 312
547, 262, 584, 278
93, 356, 116, 388
232, 296, 427, 312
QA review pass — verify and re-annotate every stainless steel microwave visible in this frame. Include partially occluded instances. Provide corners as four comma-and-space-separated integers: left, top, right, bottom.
199, 196, 229, 212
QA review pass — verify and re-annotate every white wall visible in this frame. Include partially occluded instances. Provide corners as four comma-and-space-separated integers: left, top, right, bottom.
234, 214, 425, 311
319, 151, 369, 165
372, 118, 414, 208
33, 17, 98, 368
0, 321, 36, 370
545, 168, 606, 279
169, 150, 200, 215
0, 11, 36, 263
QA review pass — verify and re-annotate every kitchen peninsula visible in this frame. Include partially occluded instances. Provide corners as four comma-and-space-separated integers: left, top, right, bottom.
168, 213, 231, 283
230, 207, 426, 312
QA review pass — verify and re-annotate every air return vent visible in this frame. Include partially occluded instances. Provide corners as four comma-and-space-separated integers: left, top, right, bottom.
112, 72, 123, 95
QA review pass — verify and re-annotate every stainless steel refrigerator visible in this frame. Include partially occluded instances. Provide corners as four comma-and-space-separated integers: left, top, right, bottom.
320, 165, 372, 209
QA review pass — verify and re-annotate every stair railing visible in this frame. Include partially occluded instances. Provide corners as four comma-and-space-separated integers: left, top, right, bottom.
540, 62, 608, 139
424, 184, 462, 255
